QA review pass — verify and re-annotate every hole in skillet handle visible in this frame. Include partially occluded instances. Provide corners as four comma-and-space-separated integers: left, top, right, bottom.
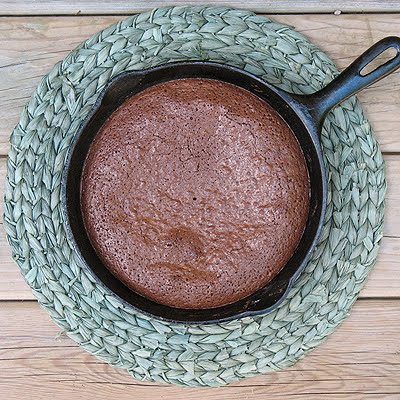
351, 36, 400, 79
360, 46, 399, 76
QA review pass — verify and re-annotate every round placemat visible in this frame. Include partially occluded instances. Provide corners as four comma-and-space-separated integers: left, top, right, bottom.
4, 6, 386, 387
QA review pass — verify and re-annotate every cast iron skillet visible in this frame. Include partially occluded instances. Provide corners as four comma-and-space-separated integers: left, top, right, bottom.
62, 36, 400, 324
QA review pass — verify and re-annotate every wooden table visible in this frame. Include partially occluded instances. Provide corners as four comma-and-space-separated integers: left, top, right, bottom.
1, 2, 400, 399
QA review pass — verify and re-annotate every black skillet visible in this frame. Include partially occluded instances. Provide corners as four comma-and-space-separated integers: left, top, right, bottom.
62, 36, 400, 323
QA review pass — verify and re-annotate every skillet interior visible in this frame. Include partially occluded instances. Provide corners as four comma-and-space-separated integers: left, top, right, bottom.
63, 62, 326, 323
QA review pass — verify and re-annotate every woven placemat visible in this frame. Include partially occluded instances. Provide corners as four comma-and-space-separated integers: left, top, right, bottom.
4, 6, 386, 387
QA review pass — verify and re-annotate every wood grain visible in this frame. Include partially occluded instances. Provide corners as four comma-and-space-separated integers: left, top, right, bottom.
385, 155, 400, 238
1, 15, 400, 155
1, 300, 399, 399
0, 7, 400, 400
1, 8, 400, 400
2, 0, 400, 16
1, 152, 398, 300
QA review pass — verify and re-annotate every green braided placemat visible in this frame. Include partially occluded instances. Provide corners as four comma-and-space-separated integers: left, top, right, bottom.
4, 6, 386, 387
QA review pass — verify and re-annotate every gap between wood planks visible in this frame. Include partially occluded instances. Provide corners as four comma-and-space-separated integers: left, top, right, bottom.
2, 0, 400, 16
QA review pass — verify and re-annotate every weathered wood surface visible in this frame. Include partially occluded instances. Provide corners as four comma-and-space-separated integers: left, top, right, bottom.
1, 10, 400, 400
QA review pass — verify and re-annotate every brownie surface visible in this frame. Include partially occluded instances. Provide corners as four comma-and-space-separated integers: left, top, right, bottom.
81, 78, 310, 309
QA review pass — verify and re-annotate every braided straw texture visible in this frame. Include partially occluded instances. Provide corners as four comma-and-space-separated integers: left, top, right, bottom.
3, 6, 386, 387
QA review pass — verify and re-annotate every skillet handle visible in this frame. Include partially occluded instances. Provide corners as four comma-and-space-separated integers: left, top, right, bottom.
302, 36, 400, 128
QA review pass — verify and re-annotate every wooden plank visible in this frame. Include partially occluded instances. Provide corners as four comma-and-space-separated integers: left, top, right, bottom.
0, 16, 121, 155
2, 0, 400, 16
0, 154, 399, 300
385, 155, 400, 237
2, 15, 400, 155
0, 300, 399, 399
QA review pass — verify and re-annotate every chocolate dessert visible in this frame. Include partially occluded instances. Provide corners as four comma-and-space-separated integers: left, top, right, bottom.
80, 78, 310, 309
